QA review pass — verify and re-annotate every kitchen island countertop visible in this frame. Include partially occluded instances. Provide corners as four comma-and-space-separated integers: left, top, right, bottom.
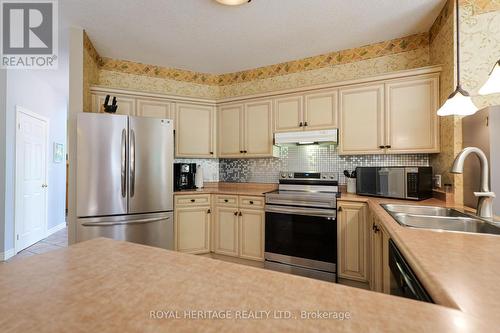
0, 237, 494, 332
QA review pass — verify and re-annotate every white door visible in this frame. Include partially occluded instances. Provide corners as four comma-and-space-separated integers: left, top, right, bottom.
15, 107, 49, 252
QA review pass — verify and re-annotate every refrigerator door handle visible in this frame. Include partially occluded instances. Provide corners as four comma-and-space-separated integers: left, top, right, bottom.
130, 128, 136, 197
121, 129, 127, 198
81, 216, 170, 227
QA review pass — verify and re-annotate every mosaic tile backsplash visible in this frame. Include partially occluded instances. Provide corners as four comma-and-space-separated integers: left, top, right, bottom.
174, 158, 220, 182
219, 145, 429, 185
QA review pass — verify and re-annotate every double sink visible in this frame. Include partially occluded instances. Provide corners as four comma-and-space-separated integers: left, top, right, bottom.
382, 204, 500, 235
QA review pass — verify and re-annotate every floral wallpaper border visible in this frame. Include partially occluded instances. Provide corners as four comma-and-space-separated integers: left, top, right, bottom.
84, 33, 429, 87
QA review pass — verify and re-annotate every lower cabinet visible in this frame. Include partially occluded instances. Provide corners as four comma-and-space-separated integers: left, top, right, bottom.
213, 195, 265, 261
214, 206, 239, 257
370, 214, 391, 293
239, 209, 265, 261
174, 195, 211, 254
337, 201, 370, 283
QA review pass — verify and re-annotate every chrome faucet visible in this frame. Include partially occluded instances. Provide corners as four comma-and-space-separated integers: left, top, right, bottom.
451, 147, 496, 219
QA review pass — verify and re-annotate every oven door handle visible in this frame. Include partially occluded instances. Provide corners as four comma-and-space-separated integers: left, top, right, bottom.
265, 205, 336, 219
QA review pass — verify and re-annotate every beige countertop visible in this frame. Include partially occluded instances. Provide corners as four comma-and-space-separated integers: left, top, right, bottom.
338, 193, 500, 320
0, 238, 492, 332
174, 182, 277, 196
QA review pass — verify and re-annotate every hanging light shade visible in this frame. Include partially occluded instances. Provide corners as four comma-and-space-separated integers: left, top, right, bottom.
215, 0, 251, 5
437, 0, 478, 117
437, 86, 478, 116
479, 60, 500, 95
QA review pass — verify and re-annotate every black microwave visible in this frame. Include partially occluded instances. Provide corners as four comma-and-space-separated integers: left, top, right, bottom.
355, 167, 433, 200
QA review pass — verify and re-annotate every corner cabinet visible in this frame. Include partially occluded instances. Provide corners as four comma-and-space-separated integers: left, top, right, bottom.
384, 76, 439, 153
339, 74, 440, 155
175, 103, 216, 158
218, 99, 274, 158
337, 201, 370, 283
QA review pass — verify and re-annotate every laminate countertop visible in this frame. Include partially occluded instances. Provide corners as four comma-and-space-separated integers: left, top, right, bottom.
174, 182, 277, 197
0, 238, 492, 332
338, 193, 500, 321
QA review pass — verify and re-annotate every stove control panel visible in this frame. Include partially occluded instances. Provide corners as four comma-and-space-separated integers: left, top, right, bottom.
279, 172, 338, 181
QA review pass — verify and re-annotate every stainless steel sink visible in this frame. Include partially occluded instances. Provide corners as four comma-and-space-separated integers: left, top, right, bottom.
392, 213, 500, 235
381, 204, 500, 235
382, 204, 469, 218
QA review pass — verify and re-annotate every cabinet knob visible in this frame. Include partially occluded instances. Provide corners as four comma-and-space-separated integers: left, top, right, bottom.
304, 122, 308, 127
190, 199, 195, 202
338, 206, 343, 212
243, 150, 247, 153
379, 145, 385, 149
224, 199, 229, 203
240, 150, 243, 153
239, 212, 243, 217
385, 145, 391, 149
249, 201, 254, 204
299, 122, 303, 127
210, 152, 214, 155
234, 211, 238, 216
207, 209, 211, 214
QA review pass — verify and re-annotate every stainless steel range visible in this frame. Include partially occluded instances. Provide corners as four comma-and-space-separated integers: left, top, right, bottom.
264, 171, 339, 282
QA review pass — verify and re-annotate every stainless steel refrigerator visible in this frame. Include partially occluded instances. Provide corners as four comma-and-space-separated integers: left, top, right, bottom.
462, 105, 500, 217
76, 113, 174, 249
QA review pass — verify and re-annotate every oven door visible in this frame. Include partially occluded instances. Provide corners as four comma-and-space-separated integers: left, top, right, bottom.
264, 205, 337, 275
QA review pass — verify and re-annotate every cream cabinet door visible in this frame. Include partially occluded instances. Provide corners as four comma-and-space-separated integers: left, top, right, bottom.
244, 100, 273, 157
239, 209, 264, 261
274, 95, 303, 132
304, 89, 338, 130
175, 103, 216, 158
339, 84, 385, 154
214, 206, 239, 257
136, 98, 173, 119
93, 93, 136, 115
385, 76, 440, 153
338, 202, 369, 282
175, 206, 211, 254
218, 104, 243, 158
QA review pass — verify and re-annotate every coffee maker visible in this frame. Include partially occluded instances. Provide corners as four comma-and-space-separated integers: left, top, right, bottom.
174, 163, 197, 191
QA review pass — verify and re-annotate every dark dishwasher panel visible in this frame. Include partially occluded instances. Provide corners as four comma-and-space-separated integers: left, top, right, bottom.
388, 239, 433, 303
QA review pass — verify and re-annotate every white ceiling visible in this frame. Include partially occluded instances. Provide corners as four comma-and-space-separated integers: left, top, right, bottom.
60, 0, 446, 74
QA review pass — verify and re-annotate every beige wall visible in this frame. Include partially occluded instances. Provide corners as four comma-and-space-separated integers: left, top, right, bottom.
429, 0, 500, 204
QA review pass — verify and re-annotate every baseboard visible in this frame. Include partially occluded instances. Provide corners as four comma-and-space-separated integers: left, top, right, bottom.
47, 222, 67, 236
0, 248, 15, 261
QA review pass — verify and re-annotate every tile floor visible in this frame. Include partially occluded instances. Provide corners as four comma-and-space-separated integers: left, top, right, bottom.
6, 227, 68, 262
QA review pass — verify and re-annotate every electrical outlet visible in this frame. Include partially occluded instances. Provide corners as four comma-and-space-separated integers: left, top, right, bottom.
433, 174, 442, 188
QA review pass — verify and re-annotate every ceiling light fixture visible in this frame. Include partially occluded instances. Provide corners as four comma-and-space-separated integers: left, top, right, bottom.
437, 0, 478, 117
479, 59, 500, 95
215, 0, 251, 6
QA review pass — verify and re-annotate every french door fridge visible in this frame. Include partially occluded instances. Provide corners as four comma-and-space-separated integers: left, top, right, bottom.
76, 113, 174, 249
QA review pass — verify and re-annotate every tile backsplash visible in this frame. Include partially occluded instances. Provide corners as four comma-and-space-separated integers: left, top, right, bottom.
173, 158, 220, 182
219, 145, 429, 185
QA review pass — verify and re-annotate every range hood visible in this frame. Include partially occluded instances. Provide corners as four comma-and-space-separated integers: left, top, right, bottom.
274, 129, 338, 146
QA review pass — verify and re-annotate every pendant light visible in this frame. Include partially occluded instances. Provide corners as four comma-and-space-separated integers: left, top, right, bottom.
479, 59, 500, 95
215, 0, 251, 5
437, 0, 478, 116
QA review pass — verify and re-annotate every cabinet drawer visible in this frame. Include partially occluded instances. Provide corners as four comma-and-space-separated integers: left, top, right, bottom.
239, 196, 265, 209
175, 194, 211, 206
215, 195, 238, 207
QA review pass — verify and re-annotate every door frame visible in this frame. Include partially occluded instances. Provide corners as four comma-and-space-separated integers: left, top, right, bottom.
14, 106, 50, 254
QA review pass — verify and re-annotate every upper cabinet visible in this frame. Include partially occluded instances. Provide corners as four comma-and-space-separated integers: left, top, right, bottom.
136, 98, 173, 120
303, 89, 338, 130
92, 93, 136, 115
218, 99, 274, 158
339, 83, 385, 154
90, 67, 440, 158
175, 103, 216, 158
274, 95, 303, 132
274, 89, 338, 132
385, 76, 439, 153
339, 74, 440, 155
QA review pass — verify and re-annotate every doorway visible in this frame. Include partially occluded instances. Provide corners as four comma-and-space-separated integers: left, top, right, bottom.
15, 106, 49, 253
